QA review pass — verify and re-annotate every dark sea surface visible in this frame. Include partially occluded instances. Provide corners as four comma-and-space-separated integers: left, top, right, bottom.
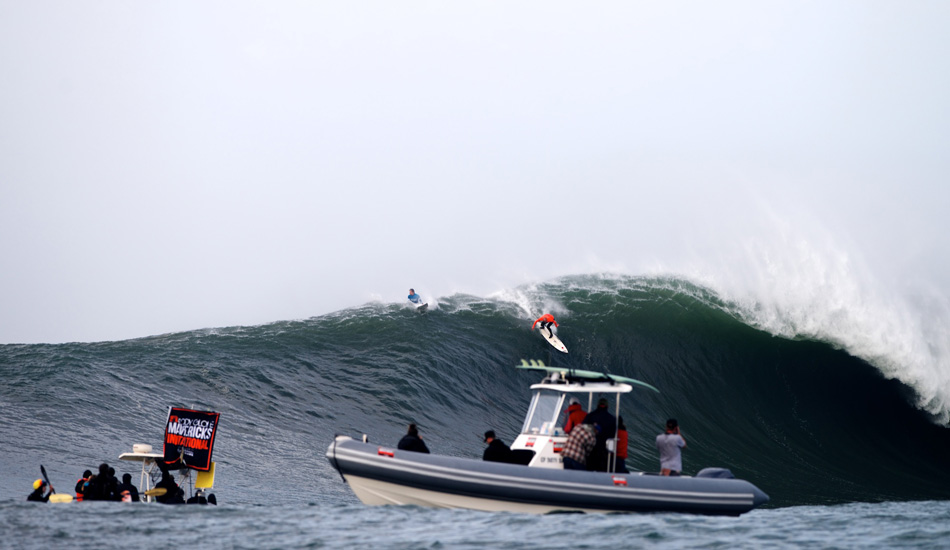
2, 275, 949, 548
3, 500, 949, 549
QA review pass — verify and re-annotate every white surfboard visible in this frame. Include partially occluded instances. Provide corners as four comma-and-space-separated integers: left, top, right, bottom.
541, 328, 568, 353
416, 302, 428, 313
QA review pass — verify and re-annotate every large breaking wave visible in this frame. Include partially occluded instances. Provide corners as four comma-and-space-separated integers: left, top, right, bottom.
2, 274, 949, 507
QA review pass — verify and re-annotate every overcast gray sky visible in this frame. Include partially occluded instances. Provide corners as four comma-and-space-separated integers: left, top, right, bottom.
2, 1, 949, 344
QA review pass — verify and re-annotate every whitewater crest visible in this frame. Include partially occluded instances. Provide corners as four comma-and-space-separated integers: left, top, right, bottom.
482, 271, 950, 425
679, 234, 950, 426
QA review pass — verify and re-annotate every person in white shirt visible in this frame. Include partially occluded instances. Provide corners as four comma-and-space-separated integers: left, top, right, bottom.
656, 418, 687, 476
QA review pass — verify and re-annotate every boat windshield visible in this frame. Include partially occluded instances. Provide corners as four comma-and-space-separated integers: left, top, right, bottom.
521, 390, 566, 435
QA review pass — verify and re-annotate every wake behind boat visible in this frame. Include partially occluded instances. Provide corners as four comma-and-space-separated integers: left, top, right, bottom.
326, 361, 769, 515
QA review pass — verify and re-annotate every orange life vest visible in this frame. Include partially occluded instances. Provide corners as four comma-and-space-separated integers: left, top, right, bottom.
75, 478, 87, 501
617, 428, 629, 459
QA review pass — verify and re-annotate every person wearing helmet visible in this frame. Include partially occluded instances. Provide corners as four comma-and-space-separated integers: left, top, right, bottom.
27, 479, 51, 502
531, 314, 558, 337
563, 397, 587, 434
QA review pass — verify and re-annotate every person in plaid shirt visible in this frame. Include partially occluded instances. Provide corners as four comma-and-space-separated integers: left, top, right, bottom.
561, 422, 599, 470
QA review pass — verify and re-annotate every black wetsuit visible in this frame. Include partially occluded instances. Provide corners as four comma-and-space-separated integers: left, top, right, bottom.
155, 474, 185, 504
85, 464, 119, 501
154, 460, 185, 504
483, 439, 513, 463
84, 477, 106, 500
27, 488, 50, 502
397, 434, 430, 453
116, 480, 140, 502
583, 407, 617, 472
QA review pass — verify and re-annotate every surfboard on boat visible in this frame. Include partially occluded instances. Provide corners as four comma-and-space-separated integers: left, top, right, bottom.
517, 359, 660, 393
540, 328, 568, 353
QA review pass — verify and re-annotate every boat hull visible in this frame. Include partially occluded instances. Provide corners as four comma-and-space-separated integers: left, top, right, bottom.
326, 436, 768, 516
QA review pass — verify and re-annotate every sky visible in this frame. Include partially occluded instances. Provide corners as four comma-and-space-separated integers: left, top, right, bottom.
1, 1, 949, 344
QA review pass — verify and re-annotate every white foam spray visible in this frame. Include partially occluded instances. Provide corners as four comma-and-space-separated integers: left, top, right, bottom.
676, 216, 950, 425
490, 284, 570, 322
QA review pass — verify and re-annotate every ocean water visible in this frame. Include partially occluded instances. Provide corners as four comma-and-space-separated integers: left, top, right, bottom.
2, 275, 949, 547
4, 500, 949, 549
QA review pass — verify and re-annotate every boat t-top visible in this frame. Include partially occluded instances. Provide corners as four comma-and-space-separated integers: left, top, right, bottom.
118, 444, 216, 503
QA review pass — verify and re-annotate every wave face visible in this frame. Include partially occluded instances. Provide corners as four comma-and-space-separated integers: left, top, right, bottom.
2, 275, 949, 507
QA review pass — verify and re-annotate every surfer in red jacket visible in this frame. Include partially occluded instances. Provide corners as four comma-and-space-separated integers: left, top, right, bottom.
531, 314, 558, 337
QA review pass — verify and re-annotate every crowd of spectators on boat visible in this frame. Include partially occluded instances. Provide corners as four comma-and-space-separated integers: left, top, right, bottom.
478, 398, 670, 475
396, 401, 683, 477
71, 463, 141, 502
29, 460, 216, 504
558, 397, 629, 472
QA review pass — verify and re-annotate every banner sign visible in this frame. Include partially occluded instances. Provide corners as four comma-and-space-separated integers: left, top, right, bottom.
163, 407, 220, 471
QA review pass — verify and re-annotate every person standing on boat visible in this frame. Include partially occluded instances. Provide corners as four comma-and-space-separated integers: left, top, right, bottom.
561, 423, 599, 470
397, 423, 430, 453
584, 398, 617, 472
482, 430, 513, 463
656, 418, 687, 476
615, 416, 629, 474
563, 397, 587, 434
531, 314, 558, 337
27, 479, 51, 502
408, 289, 422, 304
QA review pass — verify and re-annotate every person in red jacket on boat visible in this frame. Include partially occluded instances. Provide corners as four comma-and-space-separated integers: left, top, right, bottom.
615, 416, 629, 473
531, 314, 558, 337
563, 397, 587, 434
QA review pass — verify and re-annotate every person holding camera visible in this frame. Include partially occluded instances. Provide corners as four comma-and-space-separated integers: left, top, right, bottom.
656, 418, 687, 476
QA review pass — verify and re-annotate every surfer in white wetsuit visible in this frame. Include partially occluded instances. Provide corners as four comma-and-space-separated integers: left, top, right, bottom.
408, 289, 421, 304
